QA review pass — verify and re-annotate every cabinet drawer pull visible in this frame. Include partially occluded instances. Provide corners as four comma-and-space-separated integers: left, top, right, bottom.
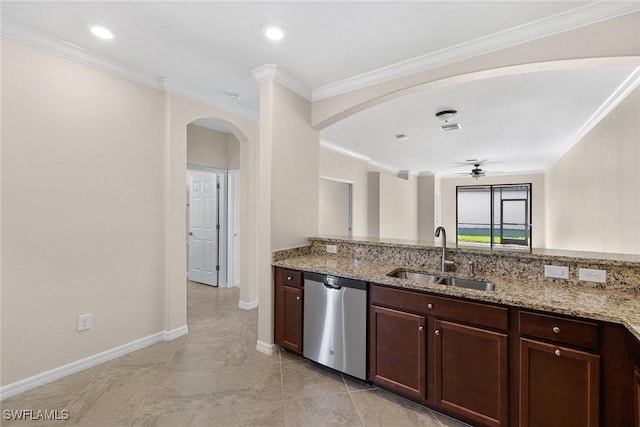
435, 329, 440, 336
296, 296, 300, 300
287, 276, 293, 281
418, 326, 424, 332
427, 303, 433, 309
554, 349, 561, 357
552, 326, 561, 334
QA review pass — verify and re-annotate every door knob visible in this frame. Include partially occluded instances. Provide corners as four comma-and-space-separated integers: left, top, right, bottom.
188, 232, 193, 236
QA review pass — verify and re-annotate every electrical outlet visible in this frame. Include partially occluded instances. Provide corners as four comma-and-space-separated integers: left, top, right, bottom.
544, 265, 569, 280
578, 268, 607, 284
77, 313, 92, 331
326, 244, 338, 254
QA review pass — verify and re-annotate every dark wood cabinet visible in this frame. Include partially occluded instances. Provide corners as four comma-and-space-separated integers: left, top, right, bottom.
518, 310, 601, 427
274, 268, 303, 354
369, 305, 426, 401
635, 366, 640, 427
370, 284, 508, 426
434, 320, 508, 427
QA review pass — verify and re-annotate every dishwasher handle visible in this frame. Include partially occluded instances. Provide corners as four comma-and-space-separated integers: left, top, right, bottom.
324, 275, 342, 289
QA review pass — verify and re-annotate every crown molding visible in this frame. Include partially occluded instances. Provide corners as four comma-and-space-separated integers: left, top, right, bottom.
312, 2, 640, 101
319, 139, 370, 162
252, 64, 312, 101
546, 66, 640, 171
2, 18, 258, 122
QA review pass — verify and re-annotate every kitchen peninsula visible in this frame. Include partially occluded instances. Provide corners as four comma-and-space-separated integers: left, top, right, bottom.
273, 236, 640, 427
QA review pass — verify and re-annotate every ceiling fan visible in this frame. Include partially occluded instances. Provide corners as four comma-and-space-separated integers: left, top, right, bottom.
454, 159, 493, 179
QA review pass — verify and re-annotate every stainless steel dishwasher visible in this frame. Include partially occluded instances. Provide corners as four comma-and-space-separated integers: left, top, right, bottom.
303, 272, 367, 380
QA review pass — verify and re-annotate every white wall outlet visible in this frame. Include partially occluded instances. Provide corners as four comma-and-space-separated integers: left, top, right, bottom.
77, 313, 92, 331
578, 268, 607, 284
326, 244, 338, 254
544, 265, 569, 280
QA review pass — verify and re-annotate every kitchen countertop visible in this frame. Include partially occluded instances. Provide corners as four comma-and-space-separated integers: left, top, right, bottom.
273, 253, 640, 342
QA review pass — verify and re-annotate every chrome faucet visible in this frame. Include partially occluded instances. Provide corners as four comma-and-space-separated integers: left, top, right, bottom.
435, 226, 454, 272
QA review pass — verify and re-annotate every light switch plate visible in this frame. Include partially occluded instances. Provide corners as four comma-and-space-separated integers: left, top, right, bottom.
544, 265, 569, 279
326, 244, 338, 254
578, 268, 607, 283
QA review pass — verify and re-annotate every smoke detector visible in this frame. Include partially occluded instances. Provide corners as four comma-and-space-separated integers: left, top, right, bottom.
435, 110, 457, 123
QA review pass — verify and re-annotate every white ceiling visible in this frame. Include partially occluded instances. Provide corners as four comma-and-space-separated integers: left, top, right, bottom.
2, 1, 639, 176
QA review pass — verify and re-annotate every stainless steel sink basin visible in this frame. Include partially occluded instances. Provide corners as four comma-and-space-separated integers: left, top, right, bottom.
388, 270, 443, 284
388, 269, 495, 292
438, 277, 496, 292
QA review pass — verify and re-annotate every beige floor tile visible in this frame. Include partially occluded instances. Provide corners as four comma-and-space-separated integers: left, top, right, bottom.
430, 410, 473, 427
284, 393, 363, 427
165, 341, 228, 372
281, 360, 348, 400
107, 339, 183, 370
203, 400, 285, 427
350, 388, 442, 427
134, 367, 221, 414
63, 367, 161, 425
212, 363, 283, 405
342, 374, 376, 392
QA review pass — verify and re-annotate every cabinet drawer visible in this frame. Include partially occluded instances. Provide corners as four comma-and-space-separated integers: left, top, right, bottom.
371, 285, 430, 314
275, 268, 303, 288
370, 285, 508, 331
519, 311, 599, 350
425, 294, 508, 331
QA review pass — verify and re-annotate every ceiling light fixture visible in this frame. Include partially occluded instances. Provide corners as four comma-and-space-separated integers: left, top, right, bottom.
435, 109, 457, 123
88, 24, 114, 40
263, 24, 286, 41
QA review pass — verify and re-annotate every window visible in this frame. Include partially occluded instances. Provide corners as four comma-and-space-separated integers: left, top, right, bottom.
456, 183, 532, 250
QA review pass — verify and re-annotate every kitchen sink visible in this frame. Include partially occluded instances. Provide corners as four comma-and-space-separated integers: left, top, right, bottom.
388, 269, 495, 292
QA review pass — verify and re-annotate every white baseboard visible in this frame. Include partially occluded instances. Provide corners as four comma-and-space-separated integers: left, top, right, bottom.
256, 340, 277, 355
238, 299, 258, 310
0, 325, 188, 402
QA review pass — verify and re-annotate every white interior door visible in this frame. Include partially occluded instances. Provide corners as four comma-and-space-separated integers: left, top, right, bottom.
188, 173, 218, 286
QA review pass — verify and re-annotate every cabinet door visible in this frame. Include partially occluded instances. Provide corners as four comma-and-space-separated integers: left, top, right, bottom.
274, 283, 303, 354
635, 367, 640, 427
434, 320, 508, 427
370, 305, 426, 401
519, 338, 600, 427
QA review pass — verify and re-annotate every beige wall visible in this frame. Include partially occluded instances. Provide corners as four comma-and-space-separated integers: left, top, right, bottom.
269, 82, 320, 250
318, 179, 351, 236
439, 173, 545, 248
545, 86, 640, 254
2, 37, 262, 390
319, 146, 368, 236
2, 37, 167, 385
368, 171, 419, 240
186, 124, 229, 169
256, 78, 319, 350
228, 133, 241, 170
418, 174, 436, 241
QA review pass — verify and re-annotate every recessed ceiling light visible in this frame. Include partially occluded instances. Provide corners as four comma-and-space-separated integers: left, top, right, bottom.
89, 24, 114, 40
263, 24, 286, 41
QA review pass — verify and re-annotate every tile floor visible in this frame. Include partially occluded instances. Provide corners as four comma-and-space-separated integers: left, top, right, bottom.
2, 281, 469, 427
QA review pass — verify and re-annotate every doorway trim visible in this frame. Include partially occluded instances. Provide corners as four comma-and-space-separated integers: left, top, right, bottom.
320, 175, 354, 237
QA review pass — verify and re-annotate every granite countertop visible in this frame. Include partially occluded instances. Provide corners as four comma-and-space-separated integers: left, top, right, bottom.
273, 253, 640, 342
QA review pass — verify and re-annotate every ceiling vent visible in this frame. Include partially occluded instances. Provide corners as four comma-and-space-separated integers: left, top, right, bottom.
440, 123, 461, 132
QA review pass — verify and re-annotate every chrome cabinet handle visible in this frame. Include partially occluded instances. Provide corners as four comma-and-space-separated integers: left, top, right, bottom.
427, 303, 433, 309
418, 326, 424, 331
287, 276, 292, 281
296, 296, 300, 300
435, 330, 440, 336
552, 326, 560, 334
554, 349, 561, 357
